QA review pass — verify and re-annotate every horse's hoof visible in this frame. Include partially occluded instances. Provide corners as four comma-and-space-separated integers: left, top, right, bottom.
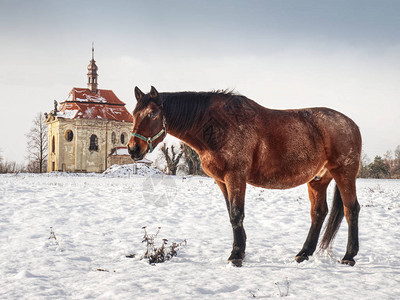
341, 259, 356, 266
295, 253, 309, 263
228, 259, 243, 267
228, 251, 244, 261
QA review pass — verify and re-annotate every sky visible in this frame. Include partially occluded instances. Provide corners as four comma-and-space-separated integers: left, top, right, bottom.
0, 0, 399, 164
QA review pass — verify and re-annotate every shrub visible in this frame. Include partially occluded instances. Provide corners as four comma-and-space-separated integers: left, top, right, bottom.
140, 226, 186, 264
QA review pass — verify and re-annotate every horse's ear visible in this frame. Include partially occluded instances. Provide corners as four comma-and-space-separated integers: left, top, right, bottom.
150, 86, 162, 106
150, 86, 159, 99
134, 86, 144, 102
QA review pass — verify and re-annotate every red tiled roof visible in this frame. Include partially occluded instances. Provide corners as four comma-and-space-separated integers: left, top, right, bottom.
66, 88, 126, 105
57, 88, 133, 122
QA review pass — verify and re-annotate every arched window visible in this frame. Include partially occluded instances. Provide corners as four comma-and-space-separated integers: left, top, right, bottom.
89, 134, 98, 151
52, 136, 55, 153
65, 130, 73, 142
120, 133, 127, 145
111, 132, 116, 144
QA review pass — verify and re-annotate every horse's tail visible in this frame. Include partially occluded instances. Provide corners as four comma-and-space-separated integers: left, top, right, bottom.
320, 185, 344, 250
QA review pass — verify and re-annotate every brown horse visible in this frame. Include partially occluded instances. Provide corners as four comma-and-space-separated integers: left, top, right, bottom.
128, 86, 362, 267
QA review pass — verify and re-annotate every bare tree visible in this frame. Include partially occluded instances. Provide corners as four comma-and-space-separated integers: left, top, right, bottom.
393, 145, 400, 179
181, 143, 204, 175
395, 145, 400, 162
26, 112, 48, 173
0, 148, 25, 173
384, 150, 395, 177
358, 151, 370, 178
160, 143, 183, 175
0, 148, 4, 173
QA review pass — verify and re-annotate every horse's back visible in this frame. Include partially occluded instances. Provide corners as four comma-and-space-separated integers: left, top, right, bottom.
246, 105, 361, 188
270, 106, 362, 161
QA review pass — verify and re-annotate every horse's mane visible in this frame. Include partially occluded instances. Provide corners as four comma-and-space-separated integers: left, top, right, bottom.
161, 90, 236, 132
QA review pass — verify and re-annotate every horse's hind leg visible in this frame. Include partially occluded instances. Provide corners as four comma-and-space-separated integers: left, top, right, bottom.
330, 171, 360, 266
295, 173, 332, 263
216, 180, 230, 214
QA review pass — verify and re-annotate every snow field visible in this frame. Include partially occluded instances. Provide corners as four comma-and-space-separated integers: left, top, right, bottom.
1, 174, 400, 299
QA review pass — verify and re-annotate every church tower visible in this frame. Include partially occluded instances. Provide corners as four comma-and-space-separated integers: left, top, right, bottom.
45, 45, 135, 173
87, 44, 98, 93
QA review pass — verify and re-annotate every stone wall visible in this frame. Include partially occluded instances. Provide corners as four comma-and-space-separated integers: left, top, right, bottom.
107, 155, 133, 167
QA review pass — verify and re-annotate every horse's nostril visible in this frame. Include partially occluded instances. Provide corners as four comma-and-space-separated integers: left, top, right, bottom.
132, 144, 139, 153
129, 144, 140, 156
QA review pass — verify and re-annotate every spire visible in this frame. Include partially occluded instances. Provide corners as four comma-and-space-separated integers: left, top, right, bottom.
87, 43, 98, 93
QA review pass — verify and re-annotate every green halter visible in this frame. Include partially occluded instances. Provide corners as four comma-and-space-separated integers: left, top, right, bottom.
131, 117, 166, 153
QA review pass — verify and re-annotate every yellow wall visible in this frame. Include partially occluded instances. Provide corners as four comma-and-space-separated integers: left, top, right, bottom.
46, 117, 133, 172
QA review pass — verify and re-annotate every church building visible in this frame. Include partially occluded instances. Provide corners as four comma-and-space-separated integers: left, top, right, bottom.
45, 48, 134, 172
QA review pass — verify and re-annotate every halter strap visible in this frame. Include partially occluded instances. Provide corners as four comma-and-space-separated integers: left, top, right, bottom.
131, 117, 167, 153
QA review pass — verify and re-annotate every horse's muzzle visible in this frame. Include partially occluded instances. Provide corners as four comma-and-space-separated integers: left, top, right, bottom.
128, 144, 144, 161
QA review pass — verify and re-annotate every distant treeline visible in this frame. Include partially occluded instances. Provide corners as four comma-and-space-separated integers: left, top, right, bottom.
2, 146, 400, 179
0, 159, 26, 174
358, 145, 400, 179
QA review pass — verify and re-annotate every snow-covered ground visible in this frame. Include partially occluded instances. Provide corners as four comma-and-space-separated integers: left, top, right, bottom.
1, 171, 400, 299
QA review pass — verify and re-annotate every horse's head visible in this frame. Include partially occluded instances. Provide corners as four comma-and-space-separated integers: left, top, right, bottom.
128, 86, 167, 161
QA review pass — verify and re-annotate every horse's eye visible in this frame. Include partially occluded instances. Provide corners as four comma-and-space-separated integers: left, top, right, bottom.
149, 111, 158, 119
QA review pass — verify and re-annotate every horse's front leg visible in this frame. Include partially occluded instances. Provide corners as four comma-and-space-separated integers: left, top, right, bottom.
217, 176, 247, 266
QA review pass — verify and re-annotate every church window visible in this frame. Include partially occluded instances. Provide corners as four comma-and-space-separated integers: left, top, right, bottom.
65, 130, 73, 142
89, 134, 98, 151
111, 132, 116, 144
120, 133, 127, 145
